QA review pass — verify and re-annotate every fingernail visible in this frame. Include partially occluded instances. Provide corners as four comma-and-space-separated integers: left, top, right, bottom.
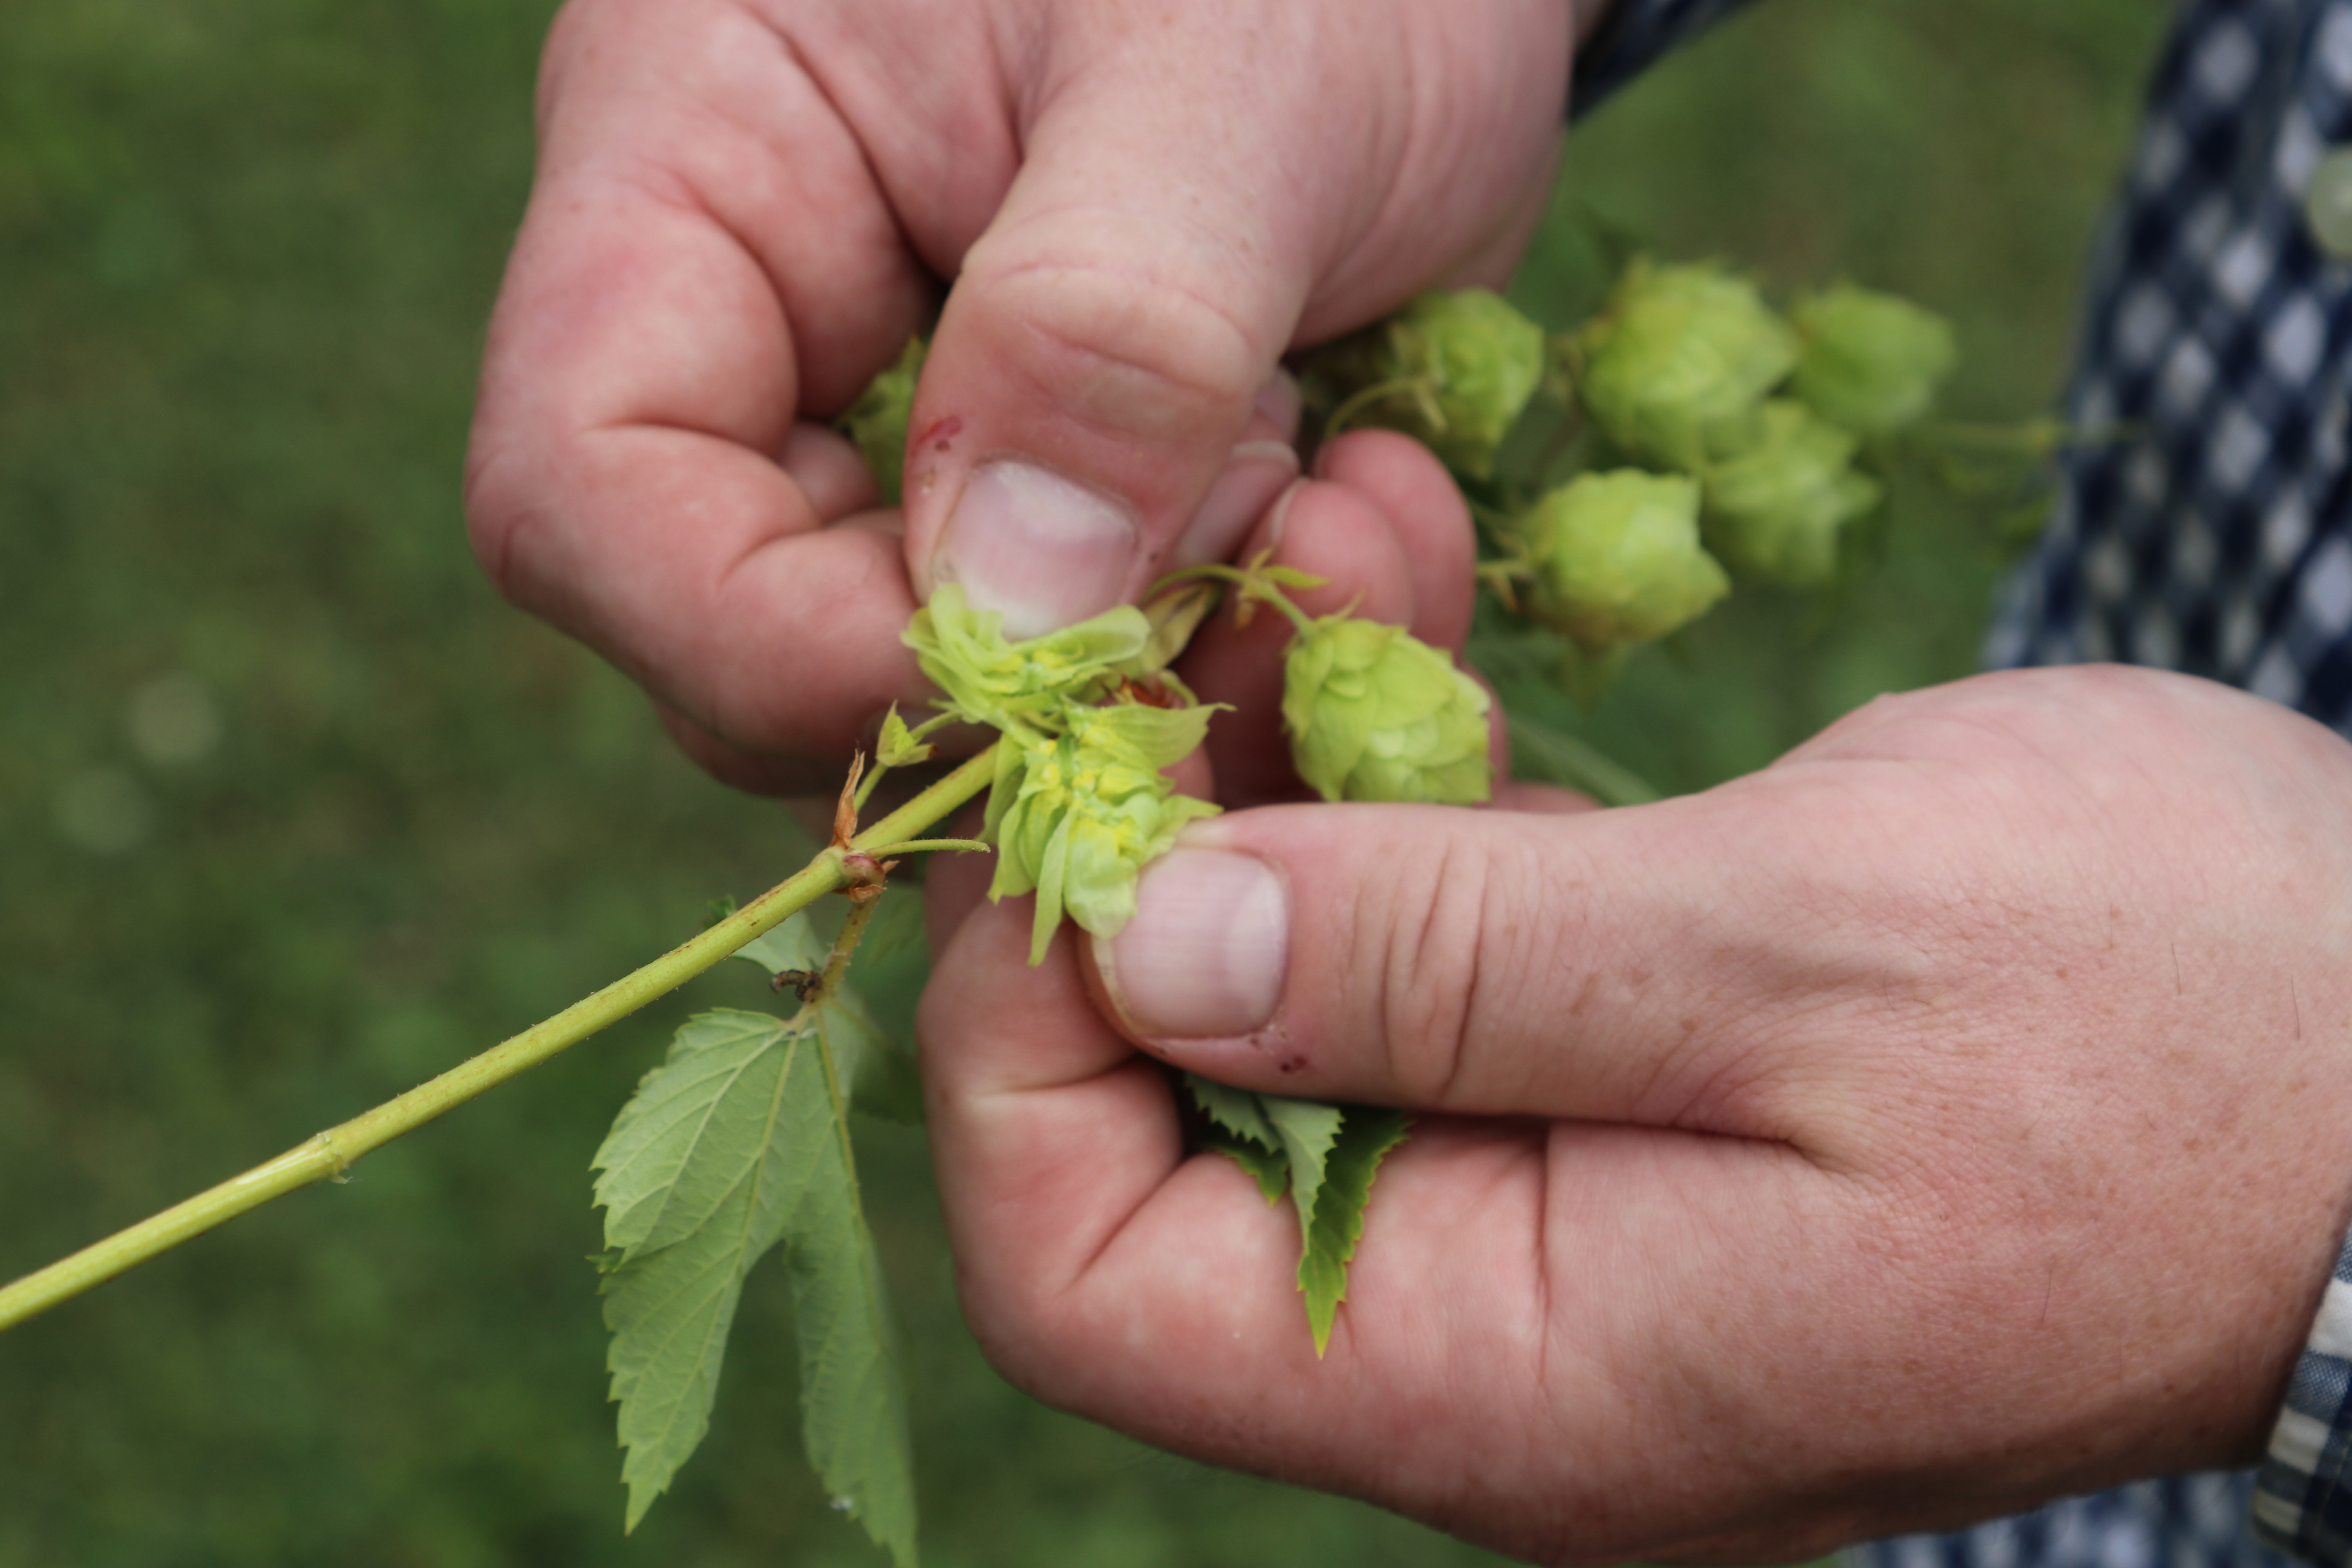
1174, 442, 1299, 568
1256, 368, 1302, 441
1097, 848, 1288, 1039
935, 459, 1137, 639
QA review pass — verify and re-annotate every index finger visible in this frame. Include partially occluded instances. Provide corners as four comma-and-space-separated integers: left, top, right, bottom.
465, 0, 940, 781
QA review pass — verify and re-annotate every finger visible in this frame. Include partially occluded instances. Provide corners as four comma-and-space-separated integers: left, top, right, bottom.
899, 10, 1360, 639
921, 886, 1844, 1565
1491, 779, 1602, 814
466, 0, 938, 785
1309, 429, 1480, 651
1081, 784, 1900, 1143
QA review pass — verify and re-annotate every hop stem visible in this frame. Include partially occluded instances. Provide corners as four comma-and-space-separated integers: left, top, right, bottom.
0, 744, 1001, 1334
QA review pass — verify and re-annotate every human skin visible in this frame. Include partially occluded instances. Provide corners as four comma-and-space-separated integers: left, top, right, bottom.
467, 0, 2352, 1557
920, 660, 2352, 1564
464, 0, 1583, 793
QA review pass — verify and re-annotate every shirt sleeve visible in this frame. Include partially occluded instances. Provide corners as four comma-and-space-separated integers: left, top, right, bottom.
2255, 1225, 2352, 1565
1570, 0, 1763, 117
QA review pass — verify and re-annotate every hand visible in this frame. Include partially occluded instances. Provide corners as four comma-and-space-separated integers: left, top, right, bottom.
463, 0, 1580, 793
919, 663, 2352, 1564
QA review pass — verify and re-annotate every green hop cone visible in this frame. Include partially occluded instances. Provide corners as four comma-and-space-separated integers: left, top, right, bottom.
1700, 401, 1882, 588
1789, 283, 1957, 437
1380, 290, 1545, 479
1577, 259, 1799, 470
1281, 617, 1491, 805
902, 584, 1149, 735
836, 335, 927, 506
1305, 289, 1544, 479
987, 702, 1221, 963
1517, 470, 1729, 649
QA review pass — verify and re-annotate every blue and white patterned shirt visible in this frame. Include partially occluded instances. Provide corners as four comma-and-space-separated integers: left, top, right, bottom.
1576, 3, 2352, 1565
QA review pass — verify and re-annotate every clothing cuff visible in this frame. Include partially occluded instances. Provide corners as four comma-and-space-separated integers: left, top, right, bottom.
2255, 1223, 2352, 1564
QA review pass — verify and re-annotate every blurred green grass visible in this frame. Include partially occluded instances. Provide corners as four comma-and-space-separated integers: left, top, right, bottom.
0, 2, 2165, 1563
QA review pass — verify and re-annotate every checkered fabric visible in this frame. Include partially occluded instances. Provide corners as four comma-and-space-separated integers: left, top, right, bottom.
2258, 1229, 2352, 1562
1574, 3, 2352, 1567
1987, 0, 2352, 724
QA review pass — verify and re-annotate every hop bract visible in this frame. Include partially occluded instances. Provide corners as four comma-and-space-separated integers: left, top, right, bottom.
987, 702, 1221, 963
837, 336, 926, 506
1282, 617, 1490, 804
1518, 470, 1729, 649
902, 584, 1148, 736
1700, 401, 1882, 588
1789, 283, 1956, 436
1578, 260, 1798, 470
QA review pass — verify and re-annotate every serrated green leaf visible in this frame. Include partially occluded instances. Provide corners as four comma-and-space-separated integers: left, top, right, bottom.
592, 1009, 915, 1561
1297, 1107, 1412, 1356
1182, 1072, 1280, 1151
1258, 1094, 1344, 1251
1198, 1120, 1290, 1204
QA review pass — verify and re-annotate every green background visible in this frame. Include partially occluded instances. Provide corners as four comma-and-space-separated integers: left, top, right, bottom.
0, 2, 2168, 1563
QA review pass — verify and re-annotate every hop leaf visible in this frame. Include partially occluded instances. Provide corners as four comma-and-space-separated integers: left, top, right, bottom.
1578, 259, 1798, 470
1700, 401, 1883, 588
1789, 283, 1957, 436
901, 583, 1149, 735
986, 702, 1221, 963
593, 1011, 915, 1560
1304, 289, 1545, 479
1281, 617, 1491, 804
836, 336, 926, 507
1517, 470, 1730, 649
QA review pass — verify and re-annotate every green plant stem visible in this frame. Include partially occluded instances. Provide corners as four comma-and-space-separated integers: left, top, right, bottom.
0, 744, 1001, 1335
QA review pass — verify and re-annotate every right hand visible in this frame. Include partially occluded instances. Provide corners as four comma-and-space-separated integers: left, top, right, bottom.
464, 0, 1584, 793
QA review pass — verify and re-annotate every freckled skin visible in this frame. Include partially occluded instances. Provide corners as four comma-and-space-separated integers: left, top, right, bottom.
924, 665, 2352, 1565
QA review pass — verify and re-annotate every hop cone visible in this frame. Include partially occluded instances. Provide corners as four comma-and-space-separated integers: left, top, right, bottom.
1304, 289, 1544, 479
1282, 617, 1490, 805
1789, 283, 1956, 436
1518, 470, 1729, 649
1578, 260, 1798, 470
1700, 401, 1882, 588
902, 584, 1148, 736
987, 702, 1220, 963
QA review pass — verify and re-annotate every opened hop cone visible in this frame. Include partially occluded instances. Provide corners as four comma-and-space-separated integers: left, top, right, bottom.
986, 703, 1221, 963
902, 583, 1150, 737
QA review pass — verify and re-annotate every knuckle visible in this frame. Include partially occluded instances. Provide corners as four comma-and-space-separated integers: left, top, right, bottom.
977, 252, 1269, 443
1374, 834, 1520, 1106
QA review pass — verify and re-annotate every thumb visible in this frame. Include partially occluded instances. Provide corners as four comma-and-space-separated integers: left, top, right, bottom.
1084, 794, 1854, 1136
902, 33, 1325, 636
